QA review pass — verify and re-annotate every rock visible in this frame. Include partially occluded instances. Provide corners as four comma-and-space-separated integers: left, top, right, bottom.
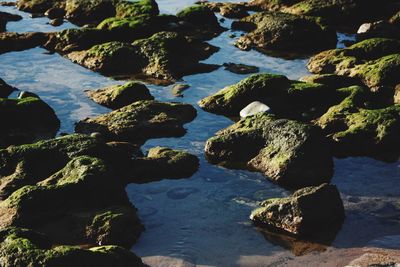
204, 2, 249, 18
357, 21, 400, 41
67, 31, 219, 83
395, 84, 400, 104
308, 38, 400, 91
0, 32, 49, 54
86, 82, 154, 109
346, 250, 400, 267
390, 10, 400, 26
240, 101, 271, 118
316, 86, 400, 161
0, 78, 16, 98
0, 94, 60, 148
49, 18, 63, 26
299, 74, 363, 89
223, 62, 259, 74
0, 11, 22, 32
0, 227, 145, 267
64, 0, 118, 26
17, 0, 65, 14
199, 73, 343, 121
115, 0, 159, 18
75, 100, 197, 144
0, 2, 16, 7
232, 11, 337, 54
250, 183, 345, 236
127, 147, 199, 183
205, 113, 333, 188
44, 7, 65, 19
171, 83, 190, 97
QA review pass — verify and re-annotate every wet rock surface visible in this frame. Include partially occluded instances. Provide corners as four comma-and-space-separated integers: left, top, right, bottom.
0, 32, 49, 54
205, 113, 333, 188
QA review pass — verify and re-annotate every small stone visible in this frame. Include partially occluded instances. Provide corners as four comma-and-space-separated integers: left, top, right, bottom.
240, 101, 271, 118
49, 18, 63, 27
171, 83, 190, 97
223, 62, 259, 74
228, 33, 236, 38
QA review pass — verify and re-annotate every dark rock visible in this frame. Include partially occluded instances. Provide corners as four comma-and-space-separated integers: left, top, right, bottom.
75, 100, 197, 144
17, 0, 65, 14
64, 0, 118, 26
0, 78, 16, 98
44, 7, 65, 19
299, 74, 364, 89
205, 2, 249, 18
49, 18, 63, 26
205, 113, 333, 188
357, 21, 400, 41
0, 11, 22, 32
232, 11, 337, 54
223, 62, 259, 74
86, 81, 154, 109
250, 183, 345, 236
0, 32, 49, 54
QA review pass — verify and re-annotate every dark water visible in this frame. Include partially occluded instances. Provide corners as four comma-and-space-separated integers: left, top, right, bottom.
0, 1, 399, 266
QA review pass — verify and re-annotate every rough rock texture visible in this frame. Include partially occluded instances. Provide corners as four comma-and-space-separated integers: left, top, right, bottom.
17, 0, 65, 13
232, 11, 337, 54
199, 73, 343, 121
308, 38, 400, 90
299, 74, 363, 89
67, 31, 219, 83
64, 0, 118, 26
223, 63, 259, 74
357, 21, 400, 41
75, 100, 197, 144
205, 113, 333, 188
86, 81, 154, 109
205, 2, 249, 18
127, 146, 200, 183
0, 227, 145, 267
316, 86, 400, 161
0, 95, 60, 148
250, 183, 345, 236
0, 32, 49, 54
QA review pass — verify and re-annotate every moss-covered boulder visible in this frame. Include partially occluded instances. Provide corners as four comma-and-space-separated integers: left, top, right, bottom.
0, 227, 144, 267
115, 0, 159, 18
205, 113, 333, 188
232, 11, 336, 54
199, 73, 343, 121
250, 183, 345, 236
67, 31, 219, 83
204, 2, 249, 19
0, 79, 16, 98
308, 38, 400, 90
0, 32, 49, 54
128, 146, 199, 183
75, 100, 197, 144
0, 95, 60, 148
86, 81, 154, 109
64, 0, 118, 26
16, 0, 65, 13
316, 86, 400, 161
299, 74, 363, 89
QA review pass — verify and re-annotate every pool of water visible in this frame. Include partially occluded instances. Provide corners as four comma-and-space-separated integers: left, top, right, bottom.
0, 1, 399, 266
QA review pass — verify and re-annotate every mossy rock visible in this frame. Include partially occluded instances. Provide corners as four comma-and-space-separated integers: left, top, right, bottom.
0, 32, 49, 55
204, 2, 249, 19
67, 31, 219, 83
250, 183, 345, 236
86, 81, 154, 109
115, 0, 159, 18
205, 113, 333, 188
64, 0, 119, 26
16, 0, 65, 13
0, 95, 60, 148
308, 38, 400, 90
199, 73, 344, 121
0, 227, 144, 267
128, 146, 199, 183
316, 86, 400, 161
75, 100, 197, 144
232, 11, 336, 54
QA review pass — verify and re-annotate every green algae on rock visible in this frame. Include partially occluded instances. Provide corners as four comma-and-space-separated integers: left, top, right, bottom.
250, 183, 345, 236
308, 38, 400, 90
232, 11, 337, 54
128, 146, 200, 183
67, 31, 219, 83
75, 100, 197, 144
115, 0, 159, 18
86, 81, 154, 109
0, 227, 144, 267
205, 113, 333, 188
64, 0, 118, 26
0, 95, 60, 148
198, 73, 342, 121
316, 86, 400, 161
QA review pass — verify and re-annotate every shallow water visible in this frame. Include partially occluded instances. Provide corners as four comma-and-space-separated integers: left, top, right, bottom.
0, 1, 399, 266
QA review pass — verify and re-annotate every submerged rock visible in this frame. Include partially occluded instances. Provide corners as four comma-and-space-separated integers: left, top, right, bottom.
0, 32, 49, 54
0, 227, 145, 267
250, 183, 345, 236
316, 86, 400, 161
75, 100, 197, 144
86, 81, 154, 109
308, 38, 400, 90
199, 73, 343, 121
223, 62, 259, 74
232, 11, 336, 54
0, 94, 60, 148
67, 31, 219, 83
128, 147, 199, 183
205, 113, 333, 188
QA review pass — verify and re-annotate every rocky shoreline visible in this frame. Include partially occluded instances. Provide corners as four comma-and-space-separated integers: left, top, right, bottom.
0, 0, 399, 266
